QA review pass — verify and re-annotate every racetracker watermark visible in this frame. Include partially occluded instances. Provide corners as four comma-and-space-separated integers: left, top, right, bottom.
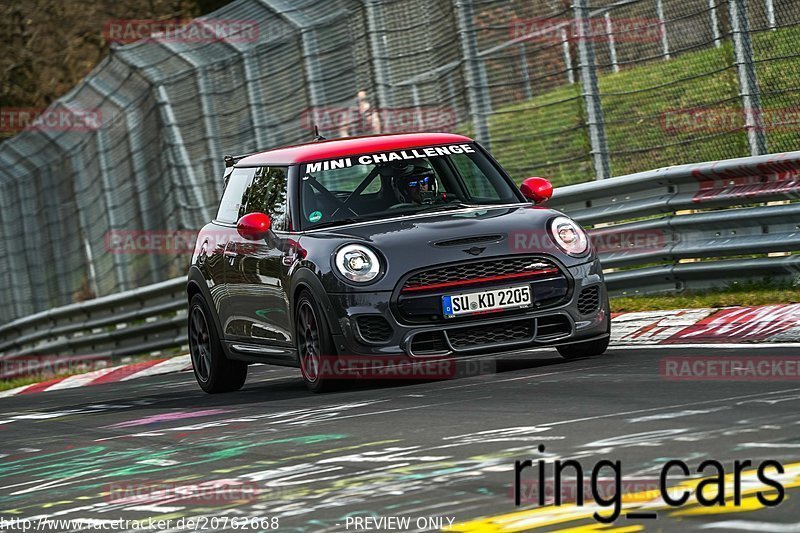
509, 17, 662, 43
105, 230, 224, 255
662, 107, 800, 133
0, 355, 111, 380
103, 19, 260, 44
312, 355, 496, 380
105, 480, 260, 505
0, 108, 102, 133
661, 356, 800, 381
106, 230, 198, 255
510, 229, 667, 255
302, 107, 456, 134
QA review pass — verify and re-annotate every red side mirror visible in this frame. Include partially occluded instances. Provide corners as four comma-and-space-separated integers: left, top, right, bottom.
237, 212, 271, 240
520, 177, 553, 204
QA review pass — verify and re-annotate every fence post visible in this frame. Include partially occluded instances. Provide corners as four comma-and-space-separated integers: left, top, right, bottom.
455, 0, 492, 151
604, 12, 620, 73
729, 0, 767, 155
155, 41, 223, 199
68, 150, 100, 299
765, 0, 776, 29
562, 28, 576, 84
656, 0, 670, 59
89, 76, 162, 284
518, 43, 534, 99
410, 83, 423, 129
40, 165, 71, 302
95, 120, 130, 292
154, 85, 210, 228
5, 144, 49, 313
241, 52, 271, 150
196, 67, 223, 198
574, 0, 612, 180
366, 0, 393, 110
708, 0, 722, 47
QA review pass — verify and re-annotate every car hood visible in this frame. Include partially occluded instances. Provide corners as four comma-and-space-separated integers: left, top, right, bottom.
298, 204, 590, 292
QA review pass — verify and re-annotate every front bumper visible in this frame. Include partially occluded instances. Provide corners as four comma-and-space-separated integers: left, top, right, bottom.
324, 258, 609, 358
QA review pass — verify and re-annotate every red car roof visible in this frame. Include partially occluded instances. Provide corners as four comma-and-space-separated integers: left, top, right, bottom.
237, 132, 474, 166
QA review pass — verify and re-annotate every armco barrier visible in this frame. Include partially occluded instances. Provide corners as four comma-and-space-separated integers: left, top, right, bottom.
1, 151, 799, 359
0, 278, 186, 359
551, 150, 800, 293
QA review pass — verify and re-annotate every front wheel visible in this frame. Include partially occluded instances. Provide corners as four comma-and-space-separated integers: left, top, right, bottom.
295, 290, 340, 393
188, 294, 247, 393
557, 335, 610, 359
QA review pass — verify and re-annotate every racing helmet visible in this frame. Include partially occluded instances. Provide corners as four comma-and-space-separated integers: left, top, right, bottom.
388, 164, 438, 204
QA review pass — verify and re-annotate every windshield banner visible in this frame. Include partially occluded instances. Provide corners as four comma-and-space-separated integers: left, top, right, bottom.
306, 144, 475, 172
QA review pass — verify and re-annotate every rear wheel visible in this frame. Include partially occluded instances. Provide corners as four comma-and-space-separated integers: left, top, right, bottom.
557, 335, 610, 359
188, 294, 247, 393
295, 291, 340, 393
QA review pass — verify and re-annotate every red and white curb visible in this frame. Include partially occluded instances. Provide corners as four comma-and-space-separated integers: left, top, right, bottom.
1, 303, 799, 398
612, 303, 800, 345
0, 355, 191, 398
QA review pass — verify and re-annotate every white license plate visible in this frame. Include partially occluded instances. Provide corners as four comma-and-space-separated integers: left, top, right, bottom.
442, 285, 532, 318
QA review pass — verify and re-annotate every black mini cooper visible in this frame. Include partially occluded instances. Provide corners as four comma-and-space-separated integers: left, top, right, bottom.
187, 133, 610, 393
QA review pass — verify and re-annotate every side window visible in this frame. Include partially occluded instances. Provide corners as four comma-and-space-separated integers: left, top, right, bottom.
243, 166, 289, 231
216, 168, 255, 223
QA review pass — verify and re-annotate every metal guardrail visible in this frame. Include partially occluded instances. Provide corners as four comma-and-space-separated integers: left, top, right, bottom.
2, 151, 799, 359
0, 278, 186, 360
551, 149, 800, 294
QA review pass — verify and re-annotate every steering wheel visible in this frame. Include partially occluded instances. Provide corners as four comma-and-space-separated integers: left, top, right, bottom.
389, 203, 416, 209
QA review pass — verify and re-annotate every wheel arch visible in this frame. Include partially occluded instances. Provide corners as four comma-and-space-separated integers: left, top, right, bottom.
186, 266, 226, 340
290, 267, 343, 339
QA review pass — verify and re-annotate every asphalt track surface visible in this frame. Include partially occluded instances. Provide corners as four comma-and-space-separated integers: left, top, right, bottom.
1, 345, 800, 533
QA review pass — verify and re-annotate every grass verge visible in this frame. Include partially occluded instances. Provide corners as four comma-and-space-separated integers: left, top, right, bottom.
611, 281, 799, 312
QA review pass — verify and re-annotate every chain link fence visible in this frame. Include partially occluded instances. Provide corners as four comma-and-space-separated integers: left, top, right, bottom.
1, 0, 799, 323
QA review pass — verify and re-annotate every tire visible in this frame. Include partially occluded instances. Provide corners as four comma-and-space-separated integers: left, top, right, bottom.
188, 294, 247, 393
557, 335, 610, 359
295, 290, 340, 393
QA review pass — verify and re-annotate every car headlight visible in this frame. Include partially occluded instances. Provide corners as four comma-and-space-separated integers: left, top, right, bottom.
334, 244, 381, 283
550, 216, 589, 256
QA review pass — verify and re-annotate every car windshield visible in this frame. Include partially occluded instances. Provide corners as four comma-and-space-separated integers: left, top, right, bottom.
299, 143, 520, 229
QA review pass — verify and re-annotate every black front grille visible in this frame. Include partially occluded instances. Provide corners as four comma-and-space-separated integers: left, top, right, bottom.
356, 316, 393, 343
410, 331, 449, 354
446, 320, 534, 350
536, 315, 572, 339
403, 256, 560, 292
577, 286, 600, 315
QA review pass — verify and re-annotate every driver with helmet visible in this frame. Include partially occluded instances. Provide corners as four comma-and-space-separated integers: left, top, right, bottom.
385, 162, 438, 205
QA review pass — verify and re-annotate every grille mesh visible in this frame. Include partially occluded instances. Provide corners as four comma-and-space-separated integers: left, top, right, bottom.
577, 286, 600, 315
403, 257, 560, 291
356, 316, 393, 343
446, 320, 533, 349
